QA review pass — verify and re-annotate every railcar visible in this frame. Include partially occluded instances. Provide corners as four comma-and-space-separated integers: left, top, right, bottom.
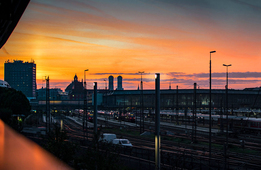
218, 116, 261, 134
232, 117, 261, 133
124, 112, 135, 122
88, 113, 93, 122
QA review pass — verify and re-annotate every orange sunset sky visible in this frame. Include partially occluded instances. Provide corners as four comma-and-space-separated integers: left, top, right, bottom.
0, 0, 261, 91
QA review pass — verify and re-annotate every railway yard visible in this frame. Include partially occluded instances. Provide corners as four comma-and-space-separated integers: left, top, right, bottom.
22, 110, 261, 170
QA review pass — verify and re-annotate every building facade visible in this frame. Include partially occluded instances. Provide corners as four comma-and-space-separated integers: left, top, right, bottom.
4, 60, 36, 97
37, 88, 67, 101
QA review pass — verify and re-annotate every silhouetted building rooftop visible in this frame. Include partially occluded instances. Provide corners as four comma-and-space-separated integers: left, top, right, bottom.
65, 74, 84, 100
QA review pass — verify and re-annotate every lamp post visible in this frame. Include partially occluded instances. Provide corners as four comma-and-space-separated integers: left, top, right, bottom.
104, 79, 107, 90
84, 69, 89, 138
45, 76, 50, 134
94, 82, 97, 134
209, 50, 216, 165
155, 73, 160, 170
223, 64, 231, 169
138, 71, 145, 134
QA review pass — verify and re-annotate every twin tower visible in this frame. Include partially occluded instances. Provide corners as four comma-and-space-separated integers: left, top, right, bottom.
108, 75, 123, 91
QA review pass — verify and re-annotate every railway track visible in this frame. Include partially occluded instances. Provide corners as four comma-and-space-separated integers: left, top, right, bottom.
99, 117, 261, 152
99, 119, 261, 169
62, 116, 261, 169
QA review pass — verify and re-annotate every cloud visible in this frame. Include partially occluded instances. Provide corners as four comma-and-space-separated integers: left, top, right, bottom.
89, 72, 152, 76
168, 71, 261, 79
15, 32, 104, 46
167, 72, 193, 77
1, 47, 10, 55
228, 72, 261, 78
29, 1, 185, 37
164, 72, 261, 89
36, 75, 261, 91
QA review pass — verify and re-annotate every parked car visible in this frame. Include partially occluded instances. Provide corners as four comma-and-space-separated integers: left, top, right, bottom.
99, 133, 117, 143
112, 139, 133, 147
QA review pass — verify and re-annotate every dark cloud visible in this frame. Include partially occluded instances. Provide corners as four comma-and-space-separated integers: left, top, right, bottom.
89, 72, 152, 76
168, 72, 261, 79
39, 76, 261, 91
228, 72, 261, 78
167, 72, 193, 77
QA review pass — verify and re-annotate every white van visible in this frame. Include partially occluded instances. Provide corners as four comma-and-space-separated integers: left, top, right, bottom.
112, 139, 133, 147
99, 133, 117, 143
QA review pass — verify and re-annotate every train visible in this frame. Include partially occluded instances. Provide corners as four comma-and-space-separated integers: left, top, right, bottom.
112, 112, 136, 122
157, 111, 261, 133
217, 116, 261, 134
72, 108, 261, 133
88, 112, 94, 122
145, 110, 261, 134
97, 110, 136, 123
123, 112, 135, 122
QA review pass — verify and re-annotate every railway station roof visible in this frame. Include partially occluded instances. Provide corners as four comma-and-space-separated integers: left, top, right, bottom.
105, 89, 260, 95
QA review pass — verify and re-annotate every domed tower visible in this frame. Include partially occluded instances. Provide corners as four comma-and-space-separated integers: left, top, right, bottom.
74, 74, 78, 81
65, 74, 84, 100
108, 75, 114, 91
117, 76, 123, 90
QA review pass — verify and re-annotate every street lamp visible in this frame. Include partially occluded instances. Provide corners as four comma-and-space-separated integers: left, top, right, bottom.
155, 73, 160, 170
223, 64, 231, 169
84, 69, 89, 137
93, 82, 97, 134
104, 79, 107, 90
138, 71, 145, 134
209, 50, 216, 164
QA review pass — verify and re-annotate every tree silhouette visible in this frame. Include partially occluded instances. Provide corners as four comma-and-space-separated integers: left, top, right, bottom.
0, 87, 31, 130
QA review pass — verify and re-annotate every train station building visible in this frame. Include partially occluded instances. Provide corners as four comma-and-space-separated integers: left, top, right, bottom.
34, 87, 261, 113
102, 88, 261, 111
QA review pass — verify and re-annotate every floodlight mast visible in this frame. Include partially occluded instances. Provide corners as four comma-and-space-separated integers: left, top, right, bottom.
209, 50, 216, 165
223, 63, 232, 170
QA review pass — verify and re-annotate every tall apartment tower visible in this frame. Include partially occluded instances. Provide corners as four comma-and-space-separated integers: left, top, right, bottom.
116, 75, 123, 90
4, 60, 36, 97
108, 75, 114, 91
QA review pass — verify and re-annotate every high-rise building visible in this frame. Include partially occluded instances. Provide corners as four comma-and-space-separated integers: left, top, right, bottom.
108, 75, 114, 91
116, 75, 123, 90
4, 60, 36, 97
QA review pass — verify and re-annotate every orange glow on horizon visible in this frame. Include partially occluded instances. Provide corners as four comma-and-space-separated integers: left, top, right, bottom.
0, 1, 260, 90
